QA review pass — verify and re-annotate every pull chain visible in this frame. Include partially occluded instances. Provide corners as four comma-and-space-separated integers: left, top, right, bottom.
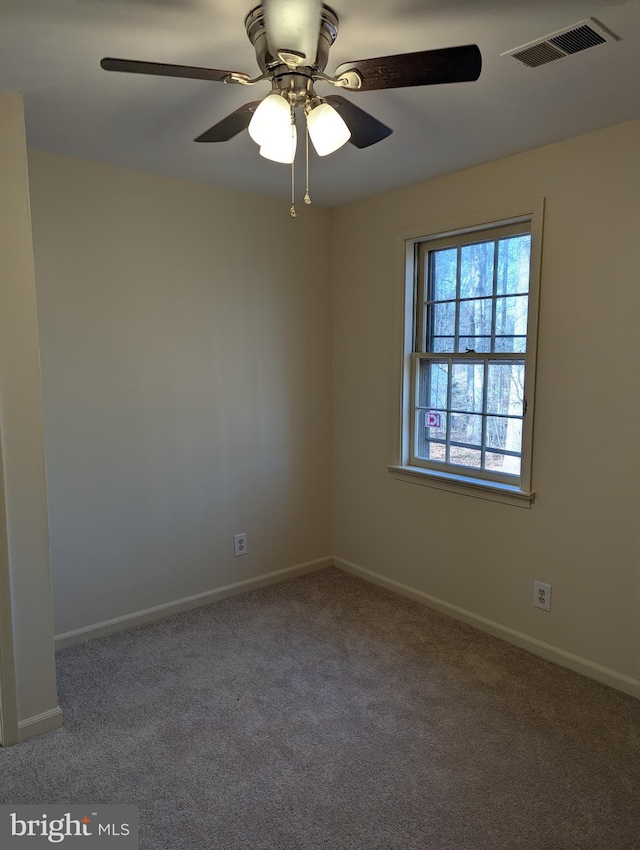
304, 124, 311, 205
289, 109, 297, 218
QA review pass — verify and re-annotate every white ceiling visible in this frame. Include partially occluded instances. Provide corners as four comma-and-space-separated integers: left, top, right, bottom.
0, 0, 638, 206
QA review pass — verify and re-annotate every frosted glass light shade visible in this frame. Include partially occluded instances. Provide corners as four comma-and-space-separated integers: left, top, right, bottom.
260, 124, 297, 164
248, 94, 291, 146
306, 102, 351, 156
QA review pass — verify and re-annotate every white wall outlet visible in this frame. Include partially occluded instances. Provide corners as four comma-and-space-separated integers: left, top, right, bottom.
233, 533, 247, 557
533, 580, 551, 611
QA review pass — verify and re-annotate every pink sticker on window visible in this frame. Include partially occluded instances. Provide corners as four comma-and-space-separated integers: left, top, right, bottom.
425, 412, 441, 428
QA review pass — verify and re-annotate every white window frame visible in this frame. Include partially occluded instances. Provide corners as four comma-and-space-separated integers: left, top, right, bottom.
389, 200, 544, 508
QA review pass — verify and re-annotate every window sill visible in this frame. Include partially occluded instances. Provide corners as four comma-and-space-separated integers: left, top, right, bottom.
387, 464, 535, 508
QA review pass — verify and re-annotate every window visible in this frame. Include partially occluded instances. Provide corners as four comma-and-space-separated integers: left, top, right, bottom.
393, 203, 543, 505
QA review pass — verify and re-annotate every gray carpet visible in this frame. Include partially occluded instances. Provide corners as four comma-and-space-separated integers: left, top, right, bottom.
1, 567, 639, 849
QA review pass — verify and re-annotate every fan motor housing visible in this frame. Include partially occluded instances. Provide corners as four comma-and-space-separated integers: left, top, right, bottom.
244, 3, 339, 73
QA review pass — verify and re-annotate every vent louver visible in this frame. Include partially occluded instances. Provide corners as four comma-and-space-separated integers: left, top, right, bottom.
503, 18, 618, 69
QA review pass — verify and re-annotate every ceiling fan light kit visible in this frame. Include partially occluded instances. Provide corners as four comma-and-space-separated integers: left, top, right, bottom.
100, 0, 482, 214
306, 99, 351, 156
259, 122, 297, 164
247, 92, 290, 145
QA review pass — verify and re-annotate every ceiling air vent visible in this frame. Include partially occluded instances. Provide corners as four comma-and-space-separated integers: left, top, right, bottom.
503, 18, 619, 69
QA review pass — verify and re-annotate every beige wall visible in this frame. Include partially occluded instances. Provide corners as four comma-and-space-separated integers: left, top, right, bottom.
0, 92, 59, 729
27, 150, 332, 637
331, 121, 640, 686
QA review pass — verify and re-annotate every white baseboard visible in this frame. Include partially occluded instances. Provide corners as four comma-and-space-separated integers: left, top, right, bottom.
18, 707, 63, 742
335, 557, 640, 700
55, 557, 333, 651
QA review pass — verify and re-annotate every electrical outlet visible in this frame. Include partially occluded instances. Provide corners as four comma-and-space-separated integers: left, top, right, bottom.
533, 580, 551, 611
233, 533, 247, 557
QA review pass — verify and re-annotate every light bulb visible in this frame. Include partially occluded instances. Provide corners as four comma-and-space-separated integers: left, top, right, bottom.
306, 101, 351, 156
248, 93, 291, 147
260, 124, 297, 164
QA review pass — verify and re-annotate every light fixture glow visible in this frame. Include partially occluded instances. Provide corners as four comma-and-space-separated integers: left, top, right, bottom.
306, 101, 351, 156
248, 93, 291, 147
260, 123, 297, 164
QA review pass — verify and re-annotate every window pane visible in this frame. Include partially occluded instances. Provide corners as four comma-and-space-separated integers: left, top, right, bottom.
459, 336, 491, 353
450, 413, 482, 446
486, 449, 521, 476
449, 446, 481, 469
497, 235, 531, 295
460, 241, 494, 299
431, 248, 457, 301
495, 295, 528, 337
418, 360, 448, 408
495, 336, 526, 353
451, 363, 484, 413
487, 362, 524, 416
425, 441, 446, 463
458, 298, 492, 341
430, 301, 456, 338
487, 416, 523, 454
424, 411, 447, 440
416, 409, 448, 459
431, 336, 455, 353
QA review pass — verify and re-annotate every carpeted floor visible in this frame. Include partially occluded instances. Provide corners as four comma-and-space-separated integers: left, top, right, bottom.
1, 567, 639, 849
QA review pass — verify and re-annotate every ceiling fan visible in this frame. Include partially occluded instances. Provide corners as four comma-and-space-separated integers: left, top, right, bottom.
101, 0, 481, 211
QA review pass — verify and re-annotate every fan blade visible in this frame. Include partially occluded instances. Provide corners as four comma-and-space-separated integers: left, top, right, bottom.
194, 102, 261, 143
334, 45, 482, 91
263, 0, 323, 65
100, 57, 242, 83
324, 96, 392, 149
